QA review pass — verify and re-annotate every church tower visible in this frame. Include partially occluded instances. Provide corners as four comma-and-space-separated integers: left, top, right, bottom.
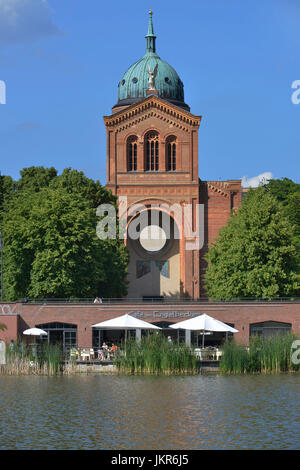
104, 11, 242, 300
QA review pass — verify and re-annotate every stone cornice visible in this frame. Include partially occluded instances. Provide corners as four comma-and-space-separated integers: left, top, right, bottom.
206, 181, 236, 198
103, 95, 202, 133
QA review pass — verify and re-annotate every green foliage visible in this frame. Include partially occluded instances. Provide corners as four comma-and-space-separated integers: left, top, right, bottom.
0, 173, 15, 221
4, 340, 62, 375
36, 343, 62, 375
17, 166, 58, 193
219, 334, 300, 374
205, 186, 300, 299
116, 333, 199, 375
264, 177, 299, 204
1, 166, 129, 300
265, 178, 300, 270
50, 168, 116, 208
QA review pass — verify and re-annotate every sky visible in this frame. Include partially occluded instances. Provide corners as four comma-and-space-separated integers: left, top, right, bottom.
0, 0, 299, 187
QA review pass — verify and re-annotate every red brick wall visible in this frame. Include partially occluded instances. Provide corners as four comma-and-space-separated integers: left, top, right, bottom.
0, 315, 19, 342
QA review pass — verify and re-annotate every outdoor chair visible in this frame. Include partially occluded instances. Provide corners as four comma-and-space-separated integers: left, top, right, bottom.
80, 349, 91, 361
89, 348, 95, 360
215, 349, 223, 360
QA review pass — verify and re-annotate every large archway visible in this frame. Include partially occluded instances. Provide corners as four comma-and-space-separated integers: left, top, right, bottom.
126, 206, 181, 299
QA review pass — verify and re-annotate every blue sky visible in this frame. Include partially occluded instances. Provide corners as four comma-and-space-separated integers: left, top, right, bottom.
0, 0, 299, 186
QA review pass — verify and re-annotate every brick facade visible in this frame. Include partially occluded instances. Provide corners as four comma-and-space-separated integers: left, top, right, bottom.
1, 302, 299, 347
104, 95, 242, 299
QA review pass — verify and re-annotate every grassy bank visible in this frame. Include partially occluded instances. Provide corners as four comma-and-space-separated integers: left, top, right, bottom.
1, 341, 63, 375
115, 334, 200, 375
219, 334, 300, 374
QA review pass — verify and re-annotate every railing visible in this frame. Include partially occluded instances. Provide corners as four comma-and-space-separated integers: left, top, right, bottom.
65, 347, 120, 362
194, 347, 223, 361
18, 297, 300, 305
63, 346, 222, 362
64, 346, 222, 362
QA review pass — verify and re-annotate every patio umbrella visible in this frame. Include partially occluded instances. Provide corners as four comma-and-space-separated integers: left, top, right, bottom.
169, 313, 238, 347
23, 328, 48, 336
23, 328, 48, 357
92, 313, 161, 351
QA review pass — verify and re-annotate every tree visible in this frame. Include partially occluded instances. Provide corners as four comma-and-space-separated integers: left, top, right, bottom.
17, 166, 57, 193
2, 169, 128, 300
265, 177, 300, 271
50, 167, 115, 208
264, 177, 299, 204
0, 173, 15, 221
204, 187, 300, 300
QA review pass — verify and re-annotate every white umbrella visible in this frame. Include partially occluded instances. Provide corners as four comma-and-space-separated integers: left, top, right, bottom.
92, 313, 161, 330
23, 328, 48, 357
23, 328, 48, 336
169, 313, 238, 347
92, 313, 161, 350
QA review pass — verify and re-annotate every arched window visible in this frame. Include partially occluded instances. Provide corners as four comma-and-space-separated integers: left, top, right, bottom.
166, 136, 177, 171
145, 132, 159, 171
127, 136, 138, 171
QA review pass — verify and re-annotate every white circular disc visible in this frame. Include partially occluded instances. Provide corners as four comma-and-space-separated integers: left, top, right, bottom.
140, 225, 167, 252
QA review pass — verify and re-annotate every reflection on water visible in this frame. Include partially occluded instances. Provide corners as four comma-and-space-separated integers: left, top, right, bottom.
0, 374, 299, 449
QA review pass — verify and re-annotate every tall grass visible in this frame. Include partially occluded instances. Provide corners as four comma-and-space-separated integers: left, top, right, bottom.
2, 340, 62, 376
115, 333, 200, 375
220, 334, 300, 374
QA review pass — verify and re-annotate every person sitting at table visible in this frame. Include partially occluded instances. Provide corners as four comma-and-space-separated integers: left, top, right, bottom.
111, 343, 118, 355
97, 348, 104, 360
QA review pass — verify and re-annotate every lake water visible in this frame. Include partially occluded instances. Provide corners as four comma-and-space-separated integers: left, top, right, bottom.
0, 374, 299, 450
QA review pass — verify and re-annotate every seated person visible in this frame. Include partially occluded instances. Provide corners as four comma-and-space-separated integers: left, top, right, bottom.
111, 343, 118, 353
97, 349, 104, 360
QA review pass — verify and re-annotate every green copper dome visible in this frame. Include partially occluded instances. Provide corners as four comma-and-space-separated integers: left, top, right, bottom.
114, 11, 190, 112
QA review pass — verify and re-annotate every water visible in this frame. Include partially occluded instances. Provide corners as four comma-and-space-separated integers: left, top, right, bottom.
0, 374, 299, 450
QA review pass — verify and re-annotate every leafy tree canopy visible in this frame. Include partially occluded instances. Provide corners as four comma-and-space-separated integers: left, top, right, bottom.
205, 186, 300, 300
264, 177, 299, 204
1, 167, 128, 300
17, 166, 58, 193
265, 177, 300, 266
0, 173, 15, 221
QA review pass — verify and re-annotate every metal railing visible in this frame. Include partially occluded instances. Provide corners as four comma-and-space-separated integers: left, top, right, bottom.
18, 296, 300, 305
66, 347, 120, 362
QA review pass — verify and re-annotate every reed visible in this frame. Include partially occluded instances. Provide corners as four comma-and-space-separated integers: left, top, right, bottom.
115, 333, 200, 375
2, 340, 63, 376
219, 334, 300, 374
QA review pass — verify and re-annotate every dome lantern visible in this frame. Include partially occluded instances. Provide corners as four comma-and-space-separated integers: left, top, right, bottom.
113, 11, 190, 113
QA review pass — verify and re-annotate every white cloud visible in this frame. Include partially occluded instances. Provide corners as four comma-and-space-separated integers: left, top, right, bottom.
242, 172, 274, 188
0, 0, 62, 46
